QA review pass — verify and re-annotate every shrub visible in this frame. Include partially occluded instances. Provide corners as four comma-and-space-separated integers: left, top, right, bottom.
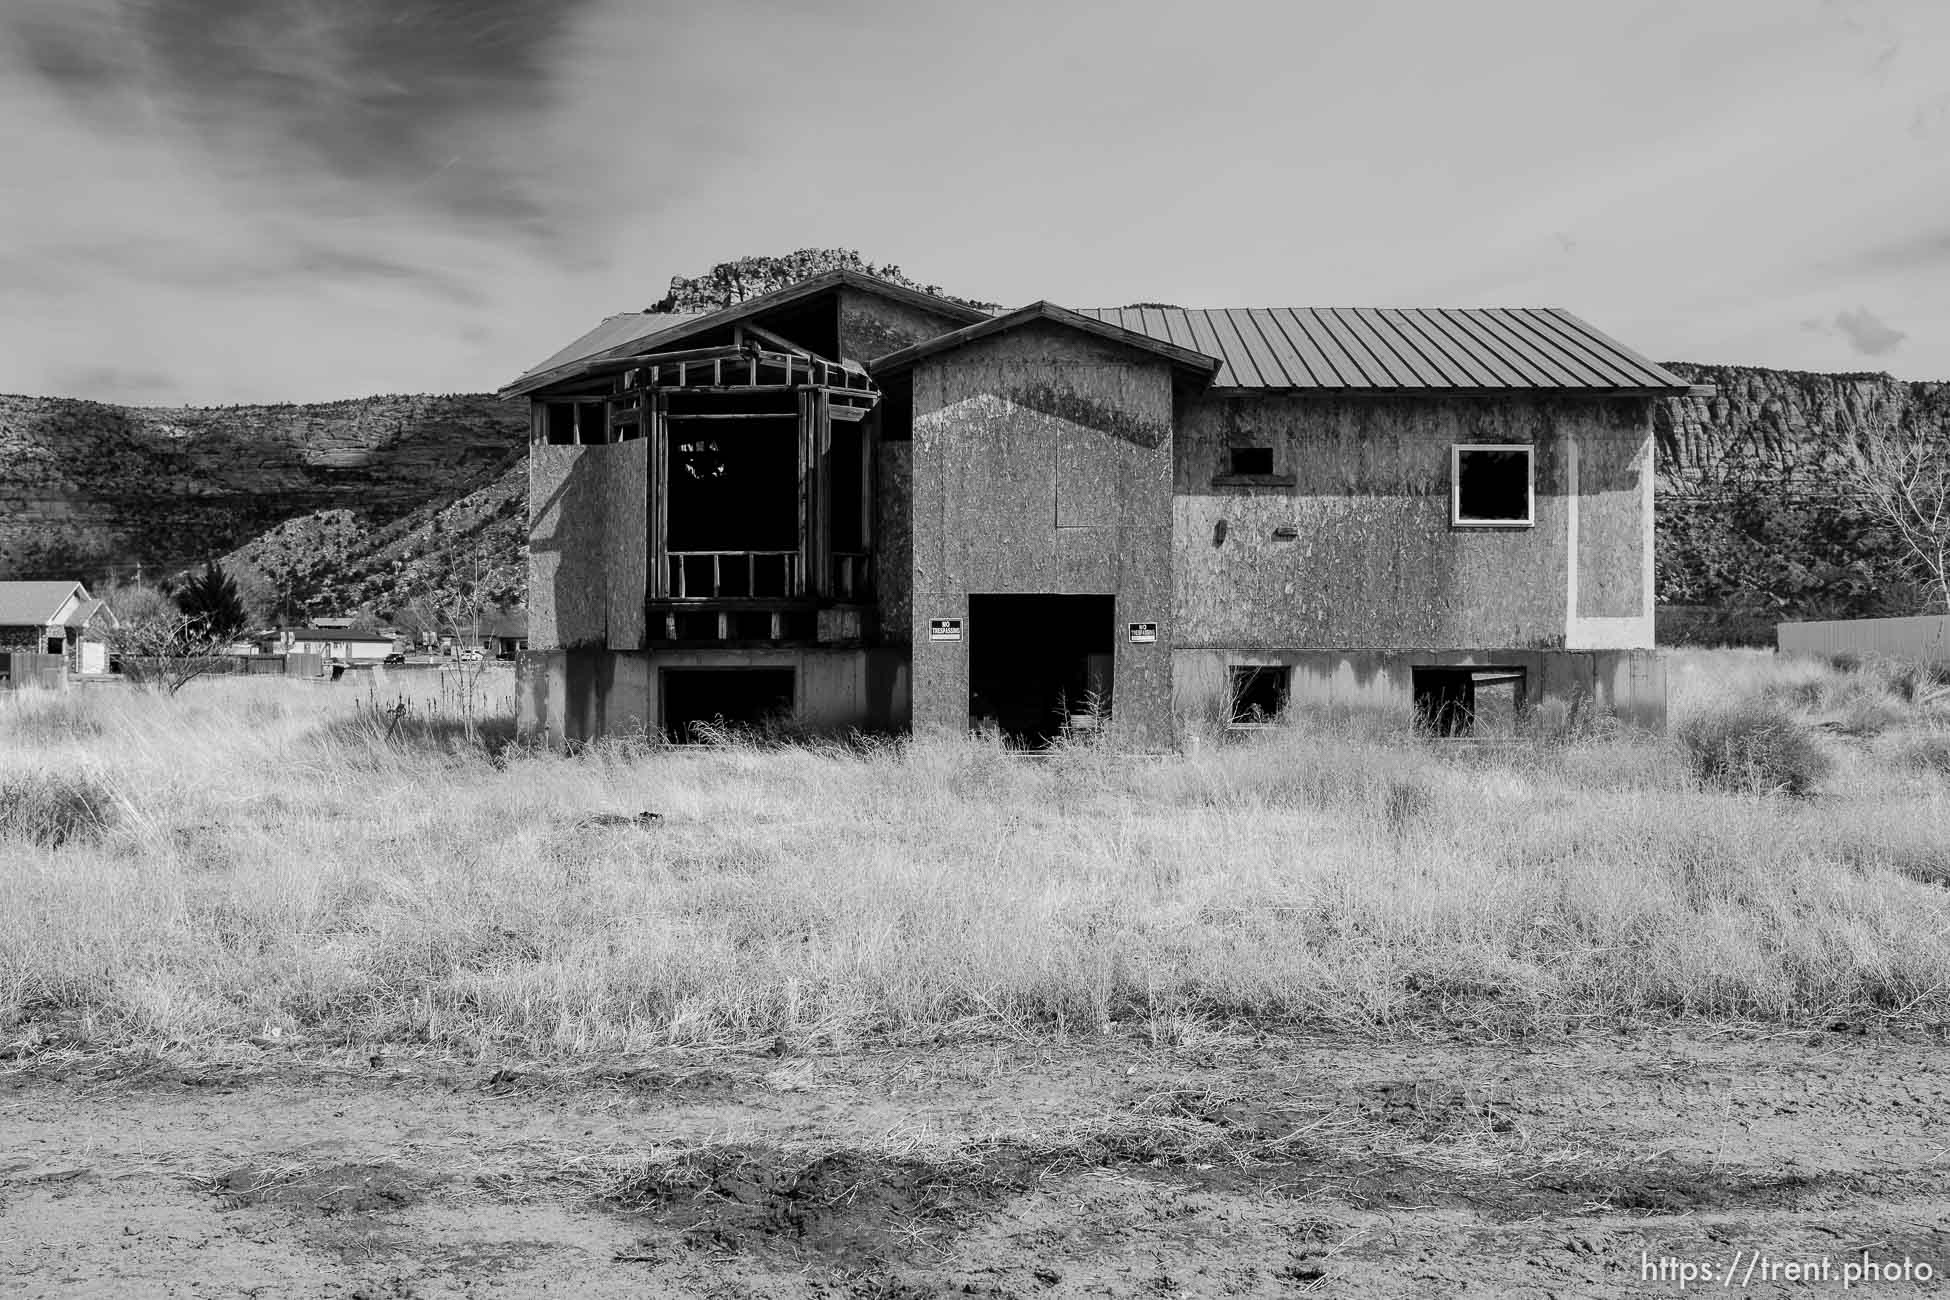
1896, 731, 1950, 777
0, 770, 118, 847
1677, 701, 1833, 797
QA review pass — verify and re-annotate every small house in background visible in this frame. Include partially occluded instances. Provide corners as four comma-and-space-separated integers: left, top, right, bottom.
504, 271, 1708, 745
277, 627, 396, 663
480, 610, 528, 659
0, 580, 118, 675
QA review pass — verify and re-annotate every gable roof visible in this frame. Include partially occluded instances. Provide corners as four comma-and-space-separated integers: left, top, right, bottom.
1075, 307, 1689, 393
502, 269, 993, 398
0, 581, 86, 627
870, 301, 1223, 378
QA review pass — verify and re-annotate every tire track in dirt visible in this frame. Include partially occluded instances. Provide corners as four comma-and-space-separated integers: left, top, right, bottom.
2, 1029, 1946, 1297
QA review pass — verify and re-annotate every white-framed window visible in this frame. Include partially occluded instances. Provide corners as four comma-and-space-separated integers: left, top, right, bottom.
1451, 444, 1533, 527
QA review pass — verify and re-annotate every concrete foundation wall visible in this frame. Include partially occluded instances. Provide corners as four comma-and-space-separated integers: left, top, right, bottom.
908, 322, 1176, 745
516, 646, 910, 746
1173, 647, 1667, 733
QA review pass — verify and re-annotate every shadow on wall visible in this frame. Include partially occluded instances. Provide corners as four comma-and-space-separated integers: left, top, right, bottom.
1006, 382, 1170, 449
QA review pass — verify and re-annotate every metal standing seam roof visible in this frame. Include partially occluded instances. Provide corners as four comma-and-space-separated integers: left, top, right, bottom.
510, 312, 707, 387
0, 581, 85, 627
1075, 307, 1689, 392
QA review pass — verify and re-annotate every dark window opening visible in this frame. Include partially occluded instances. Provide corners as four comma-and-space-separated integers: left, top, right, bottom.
968, 595, 1114, 748
577, 400, 607, 444
879, 376, 913, 442
667, 421, 799, 555
47, 636, 64, 656
830, 423, 865, 553
1453, 446, 1532, 525
542, 400, 610, 445
1413, 667, 1526, 737
662, 668, 795, 742
1229, 666, 1289, 724
1229, 446, 1274, 476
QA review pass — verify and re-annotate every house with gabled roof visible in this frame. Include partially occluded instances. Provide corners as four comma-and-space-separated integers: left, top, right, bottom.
0, 580, 117, 676
502, 270, 1707, 745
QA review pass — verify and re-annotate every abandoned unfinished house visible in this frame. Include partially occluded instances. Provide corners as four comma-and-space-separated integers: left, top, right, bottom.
503, 269, 1707, 745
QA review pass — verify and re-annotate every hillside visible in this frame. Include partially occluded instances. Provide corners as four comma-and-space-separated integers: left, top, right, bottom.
1655, 363, 1950, 638
3, 358, 1947, 632
0, 392, 528, 620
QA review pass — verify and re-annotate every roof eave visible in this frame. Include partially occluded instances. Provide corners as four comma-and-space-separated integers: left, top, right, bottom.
500, 268, 993, 398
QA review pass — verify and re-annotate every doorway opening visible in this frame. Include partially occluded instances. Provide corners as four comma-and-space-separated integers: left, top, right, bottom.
1412, 667, 1526, 737
662, 667, 796, 742
968, 595, 1115, 747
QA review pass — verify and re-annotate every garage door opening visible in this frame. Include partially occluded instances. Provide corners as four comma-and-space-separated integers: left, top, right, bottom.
968, 595, 1115, 747
662, 668, 796, 742
1412, 667, 1526, 737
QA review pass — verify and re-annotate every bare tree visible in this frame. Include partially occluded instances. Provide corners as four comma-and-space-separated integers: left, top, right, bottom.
1842, 420, 1950, 613
100, 581, 232, 694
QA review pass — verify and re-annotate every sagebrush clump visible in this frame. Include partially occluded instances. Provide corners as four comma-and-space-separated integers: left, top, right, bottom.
1677, 700, 1833, 796
0, 770, 117, 847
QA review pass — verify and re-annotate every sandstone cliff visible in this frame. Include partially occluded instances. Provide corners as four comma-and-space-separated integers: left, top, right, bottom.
1654, 364, 1950, 634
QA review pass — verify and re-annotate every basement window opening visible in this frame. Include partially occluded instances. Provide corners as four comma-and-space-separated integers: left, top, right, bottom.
661, 668, 796, 743
1229, 666, 1289, 726
1451, 445, 1533, 526
1412, 667, 1527, 738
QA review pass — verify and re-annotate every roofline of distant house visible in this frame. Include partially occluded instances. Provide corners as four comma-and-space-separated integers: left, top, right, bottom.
499, 269, 994, 398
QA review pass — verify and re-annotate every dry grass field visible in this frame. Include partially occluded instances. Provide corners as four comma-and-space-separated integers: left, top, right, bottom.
4, 650, 1949, 1297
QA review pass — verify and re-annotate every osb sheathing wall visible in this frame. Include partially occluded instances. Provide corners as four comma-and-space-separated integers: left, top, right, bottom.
1173, 394, 1651, 650
876, 440, 914, 645
529, 439, 648, 653
529, 444, 607, 651
836, 288, 977, 362
604, 437, 649, 650
909, 323, 1175, 744
1568, 403, 1655, 647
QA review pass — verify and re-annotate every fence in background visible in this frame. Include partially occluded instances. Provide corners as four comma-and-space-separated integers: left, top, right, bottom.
1777, 614, 1950, 664
0, 652, 66, 690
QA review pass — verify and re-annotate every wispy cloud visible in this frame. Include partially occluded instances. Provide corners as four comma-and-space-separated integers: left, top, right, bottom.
1831, 308, 1908, 357
5, 0, 603, 245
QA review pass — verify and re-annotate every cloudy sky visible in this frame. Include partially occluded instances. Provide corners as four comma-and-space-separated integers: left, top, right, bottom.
2, 0, 1945, 405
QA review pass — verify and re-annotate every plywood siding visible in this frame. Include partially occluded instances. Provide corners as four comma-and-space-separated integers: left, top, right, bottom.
876, 439, 913, 645
910, 322, 1175, 743
604, 437, 649, 650
1173, 394, 1648, 650
1573, 406, 1653, 621
837, 288, 977, 362
528, 444, 610, 650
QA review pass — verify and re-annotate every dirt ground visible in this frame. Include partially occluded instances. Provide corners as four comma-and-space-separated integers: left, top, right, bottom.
3, 1026, 1948, 1298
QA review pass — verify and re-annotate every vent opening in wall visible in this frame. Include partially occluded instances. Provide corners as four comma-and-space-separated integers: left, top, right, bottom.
1228, 446, 1274, 476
